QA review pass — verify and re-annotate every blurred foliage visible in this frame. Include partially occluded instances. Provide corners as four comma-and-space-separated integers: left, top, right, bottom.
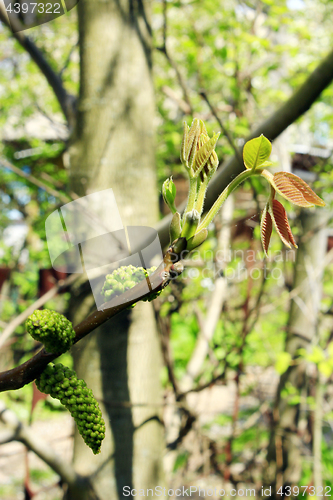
0, 0, 333, 496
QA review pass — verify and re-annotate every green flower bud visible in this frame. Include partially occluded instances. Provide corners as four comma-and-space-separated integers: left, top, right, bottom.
36, 363, 105, 455
169, 212, 182, 244
181, 209, 200, 240
162, 177, 177, 214
186, 228, 208, 251
26, 309, 75, 354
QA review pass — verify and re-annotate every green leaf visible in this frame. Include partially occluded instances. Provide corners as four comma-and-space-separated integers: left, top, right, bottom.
318, 361, 333, 378
243, 135, 272, 170
275, 352, 292, 374
192, 132, 220, 178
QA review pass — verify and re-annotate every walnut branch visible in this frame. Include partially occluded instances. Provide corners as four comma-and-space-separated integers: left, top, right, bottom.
156, 47, 333, 248
0, 243, 185, 393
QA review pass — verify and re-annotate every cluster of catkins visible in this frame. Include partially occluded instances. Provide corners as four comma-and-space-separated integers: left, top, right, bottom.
36, 363, 105, 455
25, 309, 75, 354
26, 309, 105, 454
101, 265, 161, 303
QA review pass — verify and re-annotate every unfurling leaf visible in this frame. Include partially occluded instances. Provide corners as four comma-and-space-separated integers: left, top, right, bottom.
272, 172, 325, 207
243, 135, 272, 170
260, 203, 272, 256
193, 132, 220, 179
162, 177, 177, 213
180, 119, 219, 181
180, 118, 201, 171
270, 199, 297, 249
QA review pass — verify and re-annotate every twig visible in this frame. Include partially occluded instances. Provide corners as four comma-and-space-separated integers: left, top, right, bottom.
0, 400, 79, 486
199, 91, 243, 166
156, 0, 193, 114
60, 40, 79, 78
0, 3, 76, 125
177, 368, 227, 399
161, 85, 191, 114
0, 157, 72, 204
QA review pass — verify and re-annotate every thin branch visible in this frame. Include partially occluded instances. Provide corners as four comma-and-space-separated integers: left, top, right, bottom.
161, 85, 191, 114
156, 0, 193, 114
60, 40, 79, 78
0, 158, 72, 204
199, 90, 243, 166
0, 400, 79, 486
156, 47, 333, 248
0, 3, 76, 125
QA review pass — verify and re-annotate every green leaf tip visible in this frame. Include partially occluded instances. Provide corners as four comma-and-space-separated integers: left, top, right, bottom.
162, 177, 177, 214
26, 309, 75, 354
243, 135, 272, 171
36, 363, 106, 455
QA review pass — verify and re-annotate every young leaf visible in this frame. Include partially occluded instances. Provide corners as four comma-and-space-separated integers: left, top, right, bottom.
162, 177, 177, 213
260, 203, 273, 256
192, 132, 220, 178
272, 172, 325, 207
270, 199, 297, 249
187, 118, 201, 171
275, 352, 292, 375
243, 135, 272, 170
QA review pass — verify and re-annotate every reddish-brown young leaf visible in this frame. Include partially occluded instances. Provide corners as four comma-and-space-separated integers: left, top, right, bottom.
273, 172, 325, 207
270, 199, 298, 249
260, 203, 273, 256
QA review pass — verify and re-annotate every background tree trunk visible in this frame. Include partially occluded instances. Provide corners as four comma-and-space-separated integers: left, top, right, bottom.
264, 208, 329, 496
67, 1, 164, 498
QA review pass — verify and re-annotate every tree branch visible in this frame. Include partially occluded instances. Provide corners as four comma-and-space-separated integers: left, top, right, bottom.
0, 158, 73, 204
156, 47, 333, 248
0, 245, 185, 393
0, 4, 76, 126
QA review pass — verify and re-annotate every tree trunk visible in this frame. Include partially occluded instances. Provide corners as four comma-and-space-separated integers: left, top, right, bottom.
264, 208, 329, 496
66, 1, 164, 498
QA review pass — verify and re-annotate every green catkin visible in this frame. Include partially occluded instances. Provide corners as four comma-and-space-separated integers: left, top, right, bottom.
26, 309, 75, 354
36, 363, 105, 455
101, 265, 162, 303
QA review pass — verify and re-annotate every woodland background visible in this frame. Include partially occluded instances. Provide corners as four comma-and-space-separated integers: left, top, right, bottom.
0, 0, 333, 499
